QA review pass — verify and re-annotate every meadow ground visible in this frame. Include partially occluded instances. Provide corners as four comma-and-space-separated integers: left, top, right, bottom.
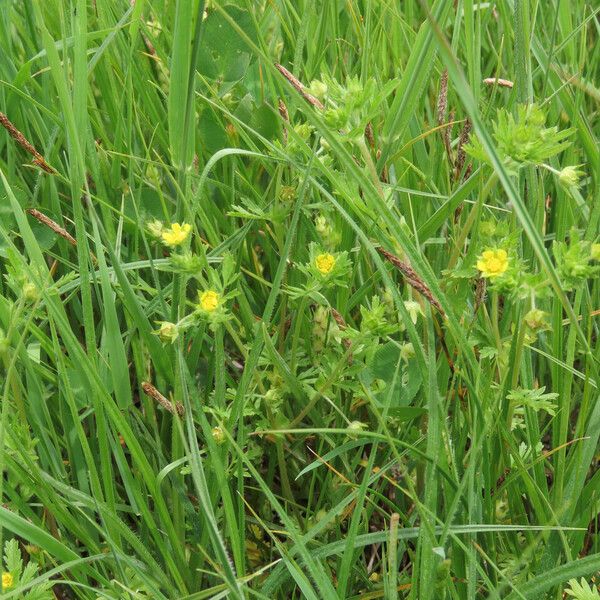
0, 1, 600, 598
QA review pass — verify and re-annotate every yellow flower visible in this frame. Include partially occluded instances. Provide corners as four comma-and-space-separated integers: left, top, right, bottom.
199, 290, 220, 312
476, 249, 509, 278
2, 572, 13, 590
161, 223, 191, 247
315, 253, 336, 274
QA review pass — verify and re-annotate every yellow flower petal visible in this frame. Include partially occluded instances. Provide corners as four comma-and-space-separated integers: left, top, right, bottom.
2, 572, 13, 590
199, 290, 220, 312
315, 253, 336, 274
477, 248, 509, 278
161, 222, 192, 247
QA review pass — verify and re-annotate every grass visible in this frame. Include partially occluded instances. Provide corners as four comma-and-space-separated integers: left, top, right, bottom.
0, 0, 599, 598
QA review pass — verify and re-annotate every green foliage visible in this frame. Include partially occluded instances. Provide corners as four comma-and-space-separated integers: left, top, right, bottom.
507, 386, 559, 417
553, 230, 600, 289
2, 539, 53, 600
565, 578, 600, 600
313, 75, 381, 139
466, 103, 574, 172
0, 0, 599, 598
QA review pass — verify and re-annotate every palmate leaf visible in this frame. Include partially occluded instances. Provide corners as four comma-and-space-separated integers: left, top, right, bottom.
4, 539, 22, 579
565, 578, 600, 600
22, 576, 54, 600
20, 562, 40, 587
2, 539, 53, 600
507, 386, 559, 416
370, 342, 422, 406
197, 5, 257, 83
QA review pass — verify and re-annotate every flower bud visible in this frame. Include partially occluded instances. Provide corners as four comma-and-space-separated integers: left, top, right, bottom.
347, 420, 367, 439
524, 309, 549, 331
147, 219, 164, 238
308, 79, 328, 99
211, 426, 226, 445
400, 342, 415, 362
324, 107, 347, 129
404, 300, 423, 324
155, 321, 179, 343
558, 165, 583, 187
319, 137, 331, 152
279, 186, 296, 202
293, 123, 312, 140
170, 252, 203, 274
312, 305, 329, 354
22, 282, 39, 303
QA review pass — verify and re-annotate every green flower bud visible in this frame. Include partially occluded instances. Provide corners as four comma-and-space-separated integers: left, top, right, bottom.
524, 308, 549, 330
293, 123, 312, 141
147, 219, 164, 238
155, 321, 179, 344
382, 289, 395, 318
345, 77, 362, 98
558, 165, 584, 187
324, 107, 347, 129
479, 221, 497, 238
264, 387, 283, 410
400, 342, 415, 362
308, 79, 328, 99
347, 420, 367, 439
312, 305, 329, 354
280, 185, 296, 202
314, 214, 340, 249
22, 282, 39, 303
169, 252, 203, 274
221, 92, 234, 106
211, 426, 226, 445
404, 300, 423, 324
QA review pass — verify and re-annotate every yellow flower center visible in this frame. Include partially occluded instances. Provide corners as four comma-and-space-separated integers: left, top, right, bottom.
315, 253, 336, 274
476, 249, 509, 278
161, 222, 191, 247
199, 290, 220, 312
2, 572, 13, 590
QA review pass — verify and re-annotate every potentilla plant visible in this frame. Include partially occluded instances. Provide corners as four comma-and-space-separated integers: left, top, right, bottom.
466, 103, 577, 174
151, 223, 239, 340
308, 75, 388, 142
190, 255, 239, 330
475, 244, 528, 295
287, 242, 352, 301
553, 229, 600, 290
1, 539, 53, 599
